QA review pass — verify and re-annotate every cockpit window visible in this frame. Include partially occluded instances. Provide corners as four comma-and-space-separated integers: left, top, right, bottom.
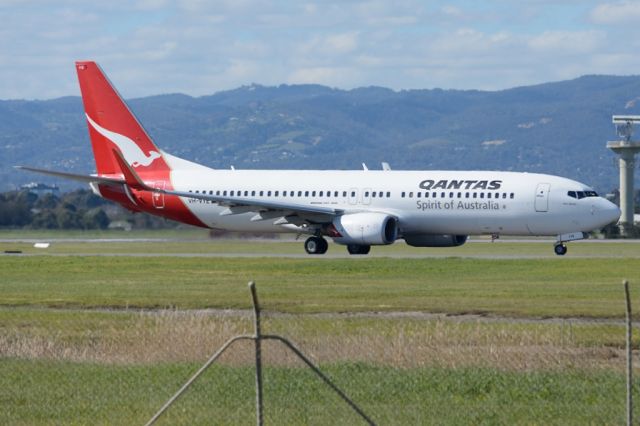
568, 190, 598, 199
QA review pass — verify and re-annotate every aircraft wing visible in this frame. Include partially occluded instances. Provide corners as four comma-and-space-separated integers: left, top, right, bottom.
107, 149, 343, 220
18, 155, 343, 224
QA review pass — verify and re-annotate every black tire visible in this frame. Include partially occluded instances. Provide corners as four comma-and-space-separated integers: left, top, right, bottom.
305, 236, 327, 255
317, 237, 329, 254
347, 244, 371, 255
554, 243, 567, 256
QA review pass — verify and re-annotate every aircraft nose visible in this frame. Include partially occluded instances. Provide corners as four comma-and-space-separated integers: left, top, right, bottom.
596, 199, 621, 226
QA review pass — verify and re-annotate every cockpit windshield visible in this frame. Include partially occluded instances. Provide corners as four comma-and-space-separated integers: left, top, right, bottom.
567, 190, 598, 199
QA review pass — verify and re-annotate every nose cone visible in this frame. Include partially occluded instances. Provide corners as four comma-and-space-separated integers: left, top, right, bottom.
596, 199, 621, 227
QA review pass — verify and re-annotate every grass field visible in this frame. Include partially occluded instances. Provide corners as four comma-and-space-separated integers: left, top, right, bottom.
1, 236, 640, 424
1, 254, 639, 317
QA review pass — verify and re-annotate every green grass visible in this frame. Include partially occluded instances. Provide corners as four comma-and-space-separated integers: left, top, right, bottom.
0, 358, 633, 425
0, 256, 639, 317
2, 240, 640, 424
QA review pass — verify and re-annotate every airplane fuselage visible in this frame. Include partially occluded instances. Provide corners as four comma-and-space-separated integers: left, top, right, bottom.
145, 153, 618, 240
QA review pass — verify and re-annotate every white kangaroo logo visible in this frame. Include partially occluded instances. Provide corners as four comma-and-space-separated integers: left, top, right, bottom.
86, 114, 161, 167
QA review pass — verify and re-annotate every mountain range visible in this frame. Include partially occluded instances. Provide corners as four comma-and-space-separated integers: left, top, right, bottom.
2, 75, 640, 194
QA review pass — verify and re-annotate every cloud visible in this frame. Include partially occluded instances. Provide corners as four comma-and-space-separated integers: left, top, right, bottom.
0, 1, 640, 99
528, 30, 606, 54
590, 1, 640, 24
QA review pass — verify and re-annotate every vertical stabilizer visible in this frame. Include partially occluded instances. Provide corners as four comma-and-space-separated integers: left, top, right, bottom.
75, 61, 169, 177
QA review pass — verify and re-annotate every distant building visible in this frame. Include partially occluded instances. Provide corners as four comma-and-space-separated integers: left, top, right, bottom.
20, 182, 60, 195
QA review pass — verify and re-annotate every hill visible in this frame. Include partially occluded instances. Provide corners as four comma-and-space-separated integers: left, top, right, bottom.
2, 75, 640, 193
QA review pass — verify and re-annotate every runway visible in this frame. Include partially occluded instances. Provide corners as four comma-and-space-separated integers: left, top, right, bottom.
2, 238, 639, 259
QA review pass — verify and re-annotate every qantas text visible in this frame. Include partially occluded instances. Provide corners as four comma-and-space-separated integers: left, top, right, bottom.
419, 179, 502, 191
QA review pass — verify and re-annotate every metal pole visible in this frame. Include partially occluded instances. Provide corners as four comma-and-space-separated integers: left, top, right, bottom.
624, 280, 633, 426
249, 282, 264, 426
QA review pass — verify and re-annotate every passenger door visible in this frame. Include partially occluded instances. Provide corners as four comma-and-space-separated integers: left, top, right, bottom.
534, 183, 550, 212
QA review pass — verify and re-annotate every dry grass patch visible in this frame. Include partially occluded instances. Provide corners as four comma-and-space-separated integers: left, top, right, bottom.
1, 309, 636, 372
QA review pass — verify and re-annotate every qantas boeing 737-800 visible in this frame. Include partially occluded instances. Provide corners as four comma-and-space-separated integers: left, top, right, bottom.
18, 61, 621, 255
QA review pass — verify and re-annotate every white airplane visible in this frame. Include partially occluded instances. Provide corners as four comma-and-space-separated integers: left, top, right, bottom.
18, 61, 621, 256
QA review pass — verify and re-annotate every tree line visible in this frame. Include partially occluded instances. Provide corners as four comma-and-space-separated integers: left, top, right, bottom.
0, 189, 177, 230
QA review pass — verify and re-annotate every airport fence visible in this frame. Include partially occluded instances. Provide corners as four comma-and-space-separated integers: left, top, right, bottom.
1, 282, 639, 425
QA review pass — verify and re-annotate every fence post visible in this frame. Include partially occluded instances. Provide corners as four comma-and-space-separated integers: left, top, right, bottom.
624, 280, 633, 426
249, 282, 264, 426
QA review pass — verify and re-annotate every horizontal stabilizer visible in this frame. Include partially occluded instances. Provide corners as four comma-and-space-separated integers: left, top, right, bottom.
15, 165, 125, 186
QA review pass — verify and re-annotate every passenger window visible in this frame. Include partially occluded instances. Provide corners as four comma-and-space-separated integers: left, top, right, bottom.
312, 191, 316, 197
351, 191, 356, 197
379, 192, 383, 198
424, 192, 429, 198
480, 193, 484, 199
319, 191, 323, 197
449, 192, 454, 198
510, 193, 514, 199
259, 191, 264, 196
415, 192, 419, 198
298, 191, 302, 197
275, 191, 279, 197
432, 192, 436, 198
465, 193, 469, 198
364, 191, 369, 197
195, 190, 200, 194
441, 192, 446, 198
305, 191, 309, 197
223, 190, 227, 196
502, 193, 506, 199
335, 191, 339, 197
457, 192, 461, 198
409, 192, 413, 198
291, 191, 295, 197
401, 192, 406, 198
473, 193, 477, 199
386, 192, 390, 198
216, 190, 221, 196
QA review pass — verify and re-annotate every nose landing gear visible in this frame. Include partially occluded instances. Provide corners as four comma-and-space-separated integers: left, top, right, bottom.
553, 243, 567, 256
553, 232, 586, 255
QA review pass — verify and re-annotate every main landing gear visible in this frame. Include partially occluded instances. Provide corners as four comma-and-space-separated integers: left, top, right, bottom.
304, 236, 328, 254
553, 243, 567, 256
347, 244, 370, 255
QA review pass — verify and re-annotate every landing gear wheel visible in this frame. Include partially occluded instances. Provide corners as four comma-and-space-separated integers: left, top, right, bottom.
554, 243, 567, 256
305, 236, 328, 255
347, 244, 371, 255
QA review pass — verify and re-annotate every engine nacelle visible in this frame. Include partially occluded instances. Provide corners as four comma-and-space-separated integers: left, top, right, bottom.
404, 234, 468, 247
331, 213, 398, 245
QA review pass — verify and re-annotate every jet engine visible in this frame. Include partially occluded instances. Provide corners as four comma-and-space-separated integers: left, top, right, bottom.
331, 213, 398, 245
403, 234, 468, 247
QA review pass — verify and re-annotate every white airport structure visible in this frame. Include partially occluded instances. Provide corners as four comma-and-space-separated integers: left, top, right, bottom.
607, 115, 640, 236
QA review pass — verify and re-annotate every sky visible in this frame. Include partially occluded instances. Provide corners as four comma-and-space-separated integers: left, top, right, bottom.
1, 0, 640, 99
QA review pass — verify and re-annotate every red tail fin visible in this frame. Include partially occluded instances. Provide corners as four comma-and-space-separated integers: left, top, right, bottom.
75, 61, 168, 177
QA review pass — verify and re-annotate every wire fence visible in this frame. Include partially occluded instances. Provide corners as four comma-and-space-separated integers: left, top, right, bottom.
1, 283, 639, 425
